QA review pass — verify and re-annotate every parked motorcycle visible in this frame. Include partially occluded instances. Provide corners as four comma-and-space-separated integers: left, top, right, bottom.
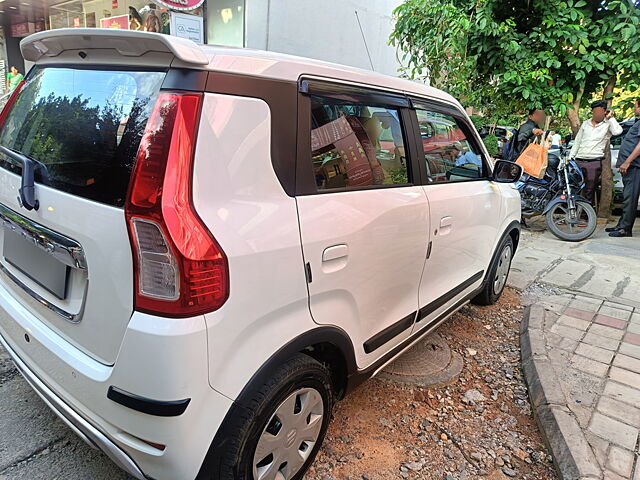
516, 149, 597, 241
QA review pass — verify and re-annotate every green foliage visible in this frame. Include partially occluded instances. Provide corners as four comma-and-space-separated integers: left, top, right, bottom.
469, 115, 489, 131
391, 0, 640, 120
482, 134, 500, 156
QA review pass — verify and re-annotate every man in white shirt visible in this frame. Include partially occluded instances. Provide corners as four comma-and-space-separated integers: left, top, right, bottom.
569, 100, 623, 203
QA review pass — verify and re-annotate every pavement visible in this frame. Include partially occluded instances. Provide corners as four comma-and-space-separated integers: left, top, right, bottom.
511, 218, 640, 480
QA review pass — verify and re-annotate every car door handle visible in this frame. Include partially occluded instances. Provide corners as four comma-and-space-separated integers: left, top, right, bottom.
439, 216, 453, 236
322, 244, 348, 262
440, 217, 453, 227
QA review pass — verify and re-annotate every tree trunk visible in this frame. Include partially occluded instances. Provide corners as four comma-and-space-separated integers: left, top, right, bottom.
567, 107, 581, 136
598, 76, 618, 219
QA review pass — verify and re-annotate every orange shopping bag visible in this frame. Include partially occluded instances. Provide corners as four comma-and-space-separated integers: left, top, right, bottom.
515, 138, 548, 179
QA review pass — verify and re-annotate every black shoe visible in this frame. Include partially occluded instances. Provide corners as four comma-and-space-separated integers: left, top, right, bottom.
605, 226, 621, 232
609, 229, 632, 237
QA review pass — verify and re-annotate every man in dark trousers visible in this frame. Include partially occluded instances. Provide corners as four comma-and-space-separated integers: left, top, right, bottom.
569, 100, 622, 204
607, 98, 640, 237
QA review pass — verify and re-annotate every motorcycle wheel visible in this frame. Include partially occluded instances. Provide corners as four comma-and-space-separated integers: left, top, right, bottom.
545, 200, 597, 242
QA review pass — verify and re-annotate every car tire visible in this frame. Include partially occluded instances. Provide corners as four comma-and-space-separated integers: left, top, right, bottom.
472, 235, 514, 306
197, 354, 334, 480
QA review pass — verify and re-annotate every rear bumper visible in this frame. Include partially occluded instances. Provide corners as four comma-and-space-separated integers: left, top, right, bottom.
0, 332, 147, 479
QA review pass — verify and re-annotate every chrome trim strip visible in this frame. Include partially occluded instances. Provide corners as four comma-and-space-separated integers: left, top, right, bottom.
0, 262, 87, 323
0, 332, 147, 480
0, 203, 87, 270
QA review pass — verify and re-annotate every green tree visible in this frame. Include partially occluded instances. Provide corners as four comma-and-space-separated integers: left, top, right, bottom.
391, 0, 640, 217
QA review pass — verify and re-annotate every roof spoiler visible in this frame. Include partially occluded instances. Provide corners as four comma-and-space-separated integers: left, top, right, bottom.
21, 28, 209, 66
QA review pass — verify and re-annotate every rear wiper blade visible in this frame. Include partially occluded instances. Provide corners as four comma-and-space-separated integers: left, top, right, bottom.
0, 145, 46, 211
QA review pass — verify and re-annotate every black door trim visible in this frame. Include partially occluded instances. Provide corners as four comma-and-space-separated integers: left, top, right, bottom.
363, 311, 417, 354
417, 270, 484, 322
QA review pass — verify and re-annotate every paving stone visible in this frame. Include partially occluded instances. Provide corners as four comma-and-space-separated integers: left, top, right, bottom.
595, 315, 629, 330
575, 343, 615, 364
599, 305, 633, 321
630, 313, 640, 325
589, 324, 626, 340
613, 354, 640, 374
557, 314, 592, 331
564, 307, 597, 322
571, 354, 609, 377
610, 366, 640, 388
585, 432, 609, 468
551, 323, 585, 341
607, 446, 634, 478
603, 381, 640, 408
619, 342, 640, 360
603, 301, 634, 312
624, 332, 640, 347
628, 322, 640, 335
583, 332, 621, 351
598, 396, 640, 428
570, 298, 603, 313
604, 470, 630, 480
546, 331, 579, 352
634, 456, 640, 480
589, 412, 638, 449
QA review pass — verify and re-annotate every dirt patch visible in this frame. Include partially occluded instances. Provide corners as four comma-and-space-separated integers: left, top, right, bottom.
305, 288, 556, 480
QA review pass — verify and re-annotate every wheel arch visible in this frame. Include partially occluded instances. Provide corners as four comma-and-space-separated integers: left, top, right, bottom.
483, 220, 520, 286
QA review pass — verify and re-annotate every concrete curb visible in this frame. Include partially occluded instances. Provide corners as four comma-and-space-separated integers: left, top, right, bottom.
520, 304, 602, 480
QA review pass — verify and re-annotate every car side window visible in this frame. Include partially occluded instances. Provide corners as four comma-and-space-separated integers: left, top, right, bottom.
415, 108, 486, 183
310, 96, 410, 190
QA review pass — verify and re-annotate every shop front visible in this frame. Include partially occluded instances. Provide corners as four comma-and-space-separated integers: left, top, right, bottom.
0, 0, 246, 93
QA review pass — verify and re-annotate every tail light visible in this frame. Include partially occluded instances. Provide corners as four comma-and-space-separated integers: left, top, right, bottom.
0, 81, 25, 129
125, 92, 229, 318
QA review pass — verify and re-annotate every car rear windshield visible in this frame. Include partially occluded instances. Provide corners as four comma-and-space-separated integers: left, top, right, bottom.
0, 66, 166, 207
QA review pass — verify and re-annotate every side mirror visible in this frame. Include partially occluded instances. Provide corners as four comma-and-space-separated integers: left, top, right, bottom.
492, 160, 523, 183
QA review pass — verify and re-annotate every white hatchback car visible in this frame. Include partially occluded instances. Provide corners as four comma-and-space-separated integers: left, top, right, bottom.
0, 29, 522, 480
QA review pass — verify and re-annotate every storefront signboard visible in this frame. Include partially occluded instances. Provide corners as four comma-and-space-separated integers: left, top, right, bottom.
155, 0, 205, 12
170, 12, 203, 43
99, 14, 130, 29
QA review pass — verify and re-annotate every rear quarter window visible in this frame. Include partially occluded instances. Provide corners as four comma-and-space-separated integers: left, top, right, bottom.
0, 67, 165, 207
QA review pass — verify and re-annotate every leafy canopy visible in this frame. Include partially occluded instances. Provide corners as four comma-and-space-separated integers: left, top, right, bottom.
391, 0, 640, 118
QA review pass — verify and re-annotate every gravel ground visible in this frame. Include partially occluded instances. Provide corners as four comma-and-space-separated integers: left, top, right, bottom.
305, 288, 556, 480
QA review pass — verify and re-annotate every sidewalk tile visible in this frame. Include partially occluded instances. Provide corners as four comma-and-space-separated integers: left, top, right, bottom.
576, 343, 615, 364
558, 314, 592, 331
589, 324, 626, 340
571, 354, 609, 377
598, 396, 640, 428
607, 446, 634, 478
564, 307, 596, 322
545, 331, 579, 352
634, 456, 640, 480
570, 298, 602, 313
604, 381, 640, 408
595, 315, 629, 330
610, 367, 640, 388
630, 313, 640, 325
550, 323, 584, 341
604, 471, 628, 480
613, 354, 640, 374
624, 332, 640, 347
629, 323, 640, 335
604, 301, 634, 312
599, 305, 632, 321
583, 332, 621, 351
620, 342, 640, 360
589, 412, 638, 449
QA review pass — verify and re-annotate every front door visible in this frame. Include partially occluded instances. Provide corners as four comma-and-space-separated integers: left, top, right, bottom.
411, 105, 503, 329
295, 89, 430, 367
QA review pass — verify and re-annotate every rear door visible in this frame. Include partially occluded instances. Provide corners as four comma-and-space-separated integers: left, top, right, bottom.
295, 81, 430, 367
410, 102, 503, 330
0, 65, 166, 364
